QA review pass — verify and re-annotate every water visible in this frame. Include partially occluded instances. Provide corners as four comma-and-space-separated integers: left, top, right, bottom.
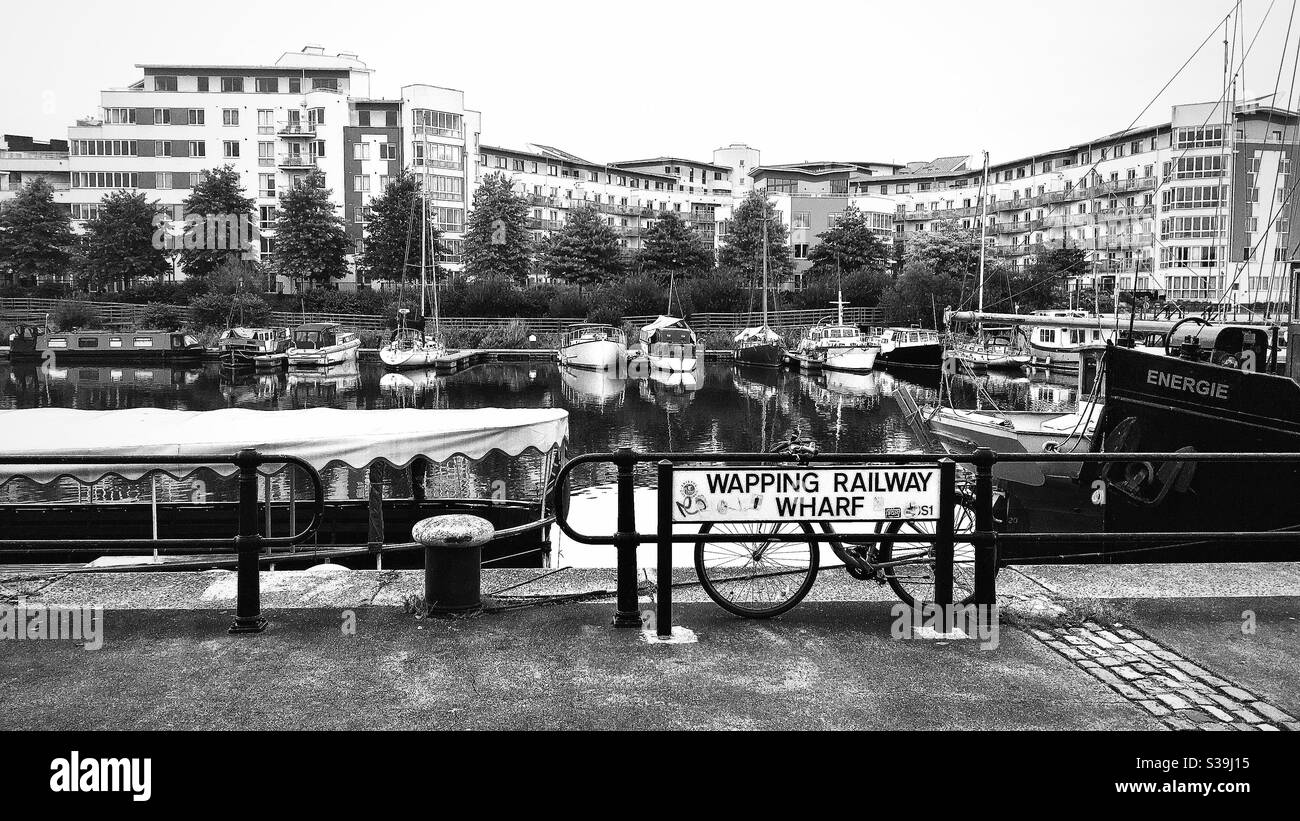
0, 359, 1082, 565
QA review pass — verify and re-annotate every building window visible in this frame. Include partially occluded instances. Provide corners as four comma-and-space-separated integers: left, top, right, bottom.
222, 108, 239, 126
196, 77, 209, 92
153, 108, 172, 125
258, 142, 274, 165
255, 77, 278, 93
188, 109, 205, 125
259, 174, 275, 198
1175, 127, 1224, 149
354, 175, 370, 192
188, 140, 206, 157
353, 143, 371, 161
155, 172, 173, 190
257, 110, 274, 134
288, 77, 301, 93
105, 108, 136, 124
312, 77, 339, 91
259, 205, 277, 225
223, 140, 240, 158
379, 143, 398, 161
411, 109, 463, 137
154, 75, 178, 91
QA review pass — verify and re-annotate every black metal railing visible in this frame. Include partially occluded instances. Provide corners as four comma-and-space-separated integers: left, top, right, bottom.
0, 449, 324, 633
555, 446, 1300, 639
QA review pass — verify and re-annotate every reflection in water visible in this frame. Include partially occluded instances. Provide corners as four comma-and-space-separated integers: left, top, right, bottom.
559, 364, 627, 409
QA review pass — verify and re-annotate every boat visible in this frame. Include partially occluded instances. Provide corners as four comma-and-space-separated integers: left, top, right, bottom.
734, 194, 787, 368
558, 323, 628, 371
791, 293, 878, 373
9, 326, 205, 363
638, 315, 700, 372
287, 322, 361, 368
0, 406, 569, 569
868, 326, 944, 369
380, 309, 446, 370
948, 326, 1031, 370
217, 327, 292, 369
1022, 310, 1111, 369
922, 401, 1102, 482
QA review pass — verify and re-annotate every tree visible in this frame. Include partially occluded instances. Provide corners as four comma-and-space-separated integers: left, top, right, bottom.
179, 165, 256, 279
0, 177, 74, 287
463, 172, 532, 284
903, 223, 985, 280
82, 190, 168, 292
361, 171, 439, 286
638, 212, 713, 280
718, 190, 793, 287
807, 203, 892, 278
997, 246, 1082, 312
538, 206, 624, 288
879, 262, 964, 328
273, 170, 350, 290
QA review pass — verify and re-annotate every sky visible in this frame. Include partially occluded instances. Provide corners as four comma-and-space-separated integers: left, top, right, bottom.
3, 0, 1297, 168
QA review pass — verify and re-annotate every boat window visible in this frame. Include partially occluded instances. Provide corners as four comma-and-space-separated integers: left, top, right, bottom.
48, 337, 67, 348
184, 335, 199, 346
78, 337, 99, 348
134, 337, 154, 347
1041, 329, 1055, 342
109, 337, 123, 348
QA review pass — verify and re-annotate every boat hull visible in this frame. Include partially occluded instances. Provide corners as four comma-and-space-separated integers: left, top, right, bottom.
876, 342, 943, 370
380, 344, 446, 370
559, 338, 626, 371
735, 342, 785, 368
287, 338, 361, 368
822, 347, 877, 373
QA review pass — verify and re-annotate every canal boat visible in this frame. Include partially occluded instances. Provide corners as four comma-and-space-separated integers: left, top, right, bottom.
638, 315, 700, 372
380, 309, 446, 370
8, 326, 206, 363
558, 323, 628, 371
217, 327, 292, 369
0, 406, 569, 569
791, 294, 878, 373
287, 322, 361, 368
868, 326, 944, 369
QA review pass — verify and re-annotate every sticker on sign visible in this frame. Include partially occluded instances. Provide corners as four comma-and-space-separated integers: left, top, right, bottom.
670, 466, 941, 523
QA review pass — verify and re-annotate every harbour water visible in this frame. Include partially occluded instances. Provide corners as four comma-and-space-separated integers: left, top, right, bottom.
0, 360, 1082, 565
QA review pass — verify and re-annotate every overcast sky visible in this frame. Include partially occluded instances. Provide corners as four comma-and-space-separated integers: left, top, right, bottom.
3, 0, 1296, 167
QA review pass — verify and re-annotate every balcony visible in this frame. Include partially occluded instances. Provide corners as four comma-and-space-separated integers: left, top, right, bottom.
413, 125, 463, 139
277, 122, 316, 139
278, 154, 319, 169
1095, 233, 1154, 250
1095, 205, 1155, 221
527, 218, 563, 231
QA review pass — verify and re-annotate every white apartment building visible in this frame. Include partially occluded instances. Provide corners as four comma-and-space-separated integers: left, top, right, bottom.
477, 143, 735, 272
0, 135, 69, 204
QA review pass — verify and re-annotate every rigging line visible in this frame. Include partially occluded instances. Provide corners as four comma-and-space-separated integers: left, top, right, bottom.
1261, 1, 1300, 315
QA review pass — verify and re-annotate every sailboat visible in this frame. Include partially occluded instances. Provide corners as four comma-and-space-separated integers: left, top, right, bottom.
944, 151, 1032, 372
380, 155, 447, 371
733, 195, 786, 367
638, 271, 701, 372
790, 290, 878, 373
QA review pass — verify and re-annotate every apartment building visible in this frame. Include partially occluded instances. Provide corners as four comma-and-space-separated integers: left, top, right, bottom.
62, 47, 479, 290
478, 143, 735, 268
0, 135, 70, 204
712, 144, 761, 198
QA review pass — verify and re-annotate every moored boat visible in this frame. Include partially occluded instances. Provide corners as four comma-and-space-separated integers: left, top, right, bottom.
558, 323, 628, 371
380, 309, 447, 370
638, 316, 700, 372
869, 326, 944, 369
733, 326, 786, 368
9, 326, 205, 363
287, 322, 361, 368
218, 327, 292, 369
947, 327, 1030, 370
793, 294, 878, 373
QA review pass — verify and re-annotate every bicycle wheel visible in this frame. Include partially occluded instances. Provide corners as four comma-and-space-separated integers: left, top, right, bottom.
877, 498, 979, 608
694, 520, 819, 618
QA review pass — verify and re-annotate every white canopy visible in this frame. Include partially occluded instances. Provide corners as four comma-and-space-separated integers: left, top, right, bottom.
733, 325, 782, 344
638, 315, 685, 344
0, 407, 569, 485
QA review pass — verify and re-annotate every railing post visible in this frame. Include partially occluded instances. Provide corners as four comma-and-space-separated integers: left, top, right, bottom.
656, 460, 673, 638
229, 448, 267, 634
612, 446, 642, 628
972, 447, 997, 628
935, 458, 955, 633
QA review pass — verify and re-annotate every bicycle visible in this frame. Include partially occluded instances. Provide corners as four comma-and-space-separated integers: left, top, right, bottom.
693, 433, 984, 618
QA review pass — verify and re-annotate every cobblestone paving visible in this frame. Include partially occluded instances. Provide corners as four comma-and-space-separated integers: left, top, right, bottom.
1027, 621, 1299, 731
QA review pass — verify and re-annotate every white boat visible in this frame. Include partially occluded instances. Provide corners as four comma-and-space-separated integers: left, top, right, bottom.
217, 327, 292, 369
1023, 310, 1111, 369
380, 309, 446, 370
638, 315, 700, 372
924, 402, 1102, 482
287, 322, 361, 368
948, 327, 1031, 370
558, 323, 628, 371
792, 293, 878, 373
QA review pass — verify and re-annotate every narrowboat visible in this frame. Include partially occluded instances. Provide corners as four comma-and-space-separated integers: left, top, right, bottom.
8, 326, 205, 363
287, 322, 362, 368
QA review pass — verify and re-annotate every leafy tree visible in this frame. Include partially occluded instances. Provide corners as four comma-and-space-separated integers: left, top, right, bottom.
179, 165, 256, 279
82, 190, 168, 292
361, 171, 439, 285
0, 177, 74, 286
681, 266, 749, 314
273, 170, 350, 290
718, 190, 793, 287
638, 212, 713, 280
464, 172, 532, 284
902, 224, 985, 280
879, 262, 964, 328
807, 203, 892, 278
538, 206, 624, 288
208, 257, 264, 295
190, 291, 270, 329
136, 302, 185, 331
993, 246, 1083, 313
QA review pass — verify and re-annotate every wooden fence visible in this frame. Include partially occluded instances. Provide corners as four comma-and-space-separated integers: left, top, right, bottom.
1, 298, 886, 336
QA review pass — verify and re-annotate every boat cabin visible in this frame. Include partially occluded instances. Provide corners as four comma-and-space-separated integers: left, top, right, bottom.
292, 323, 348, 350
12, 328, 204, 360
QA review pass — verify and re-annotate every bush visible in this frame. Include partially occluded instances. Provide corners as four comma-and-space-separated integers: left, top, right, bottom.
50, 302, 100, 331
136, 302, 184, 331
682, 268, 748, 314
189, 292, 270, 329
479, 320, 534, 349
547, 286, 589, 318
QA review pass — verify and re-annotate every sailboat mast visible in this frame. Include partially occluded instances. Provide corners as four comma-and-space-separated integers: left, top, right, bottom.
420, 136, 429, 319
761, 197, 769, 327
977, 150, 990, 314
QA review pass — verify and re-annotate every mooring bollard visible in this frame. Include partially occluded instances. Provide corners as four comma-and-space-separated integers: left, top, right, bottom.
414, 514, 494, 614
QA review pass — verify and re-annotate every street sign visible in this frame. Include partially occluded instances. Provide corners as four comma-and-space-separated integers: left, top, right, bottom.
670, 466, 941, 524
